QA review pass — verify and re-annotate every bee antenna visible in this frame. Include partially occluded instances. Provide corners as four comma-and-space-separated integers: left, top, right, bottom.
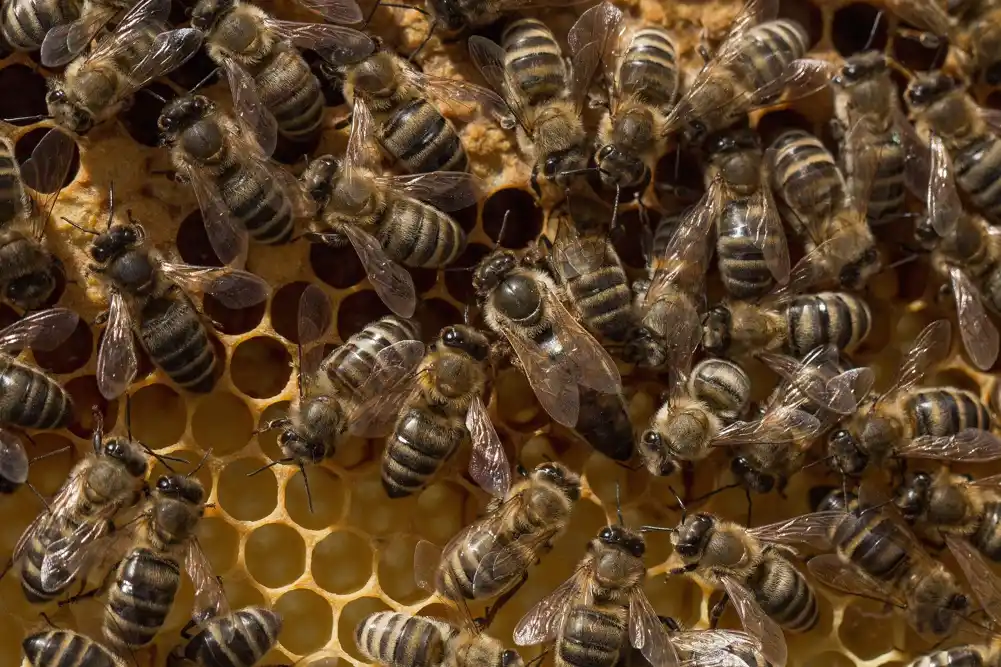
406, 14, 436, 61
27, 445, 70, 466
862, 10, 883, 52
495, 210, 511, 250
615, 482, 624, 525
190, 68, 220, 94
525, 650, 549, 667
60, 216, 99, 235
24, 482, 51, 511
139, 87, 167, 104
610, 184, 621, 231
248, 457, 295, 476
188, 449, 212, 477
639, 525, 674, 534
3, 115, 51, 123
300, 462, 314, 513
107, 182, 115, 229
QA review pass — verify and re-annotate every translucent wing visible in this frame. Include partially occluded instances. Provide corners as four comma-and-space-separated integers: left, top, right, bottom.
757, 346, 872, 416
551, 227, 607, 281
945, 534, 1001, 626
970, 473, 1001, 489
40, 4, 118, 67
223, 59, 278, 159
39, 514, 116, 593
344, 100, 380, 173
19, 128, 76, 225
514, 563, 591, 645
295, 0, 363, 24
898, 429, 1001, 462
12, 459, 90, 564
271, 20, 374, 63
468, 35, 525, 130
338, 224, 416, 318
376, 172, 484, 212
808, 553, 905, 608
747, 511, 842, 551
714, 406, 822, 447
297, 284, 331, 396
949, 266, 999, 371
347, 339, 426, 436
466, 394, 510, 499
500, 320, 579, 427
629, 588, 680, 667
885, 0, 952, 37
128, 28, 203, 90
567, 1, 623, 113
883, 319, 952, 400
186, 538, 230, 624
472, 526, 559, 599
749, 186, 789, 284
750, 58, 833, 111
0, 306, 78, 353
0, 430, 28, 486
673, 630, 762, 667
547, 292, 621, 394
720, 577, 787, 667
776, 232, 858, 296
159, 262, 271, 309
96, 291, 138, 400
187, 165, 249, 267
927, 134, 962, 238
413, 539, 443, 593
116, 0, 171, 35
397, 64, 509, 120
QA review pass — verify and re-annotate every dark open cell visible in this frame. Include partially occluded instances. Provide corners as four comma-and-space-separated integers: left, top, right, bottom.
271, 281, 314, 343
33, 319, 92, 374
177, 209, 224, 267
231, 336, 293, 399
410, 266, 438, 294
66, 375, 119, 439
120, 82, 174, 148
337, 290, 391, 340
756, 109, 815, 146
310, 241, 365, 288
482, 188, 542, 249
987, 91, 1001, 110
778, 0, 823, 49
167, 48, 220, 92
832, 4, 888, 56
305, 52, 346, 107
893, 35, 949, 72
416, 298, 461, 344
14, 128, 80, 190
444, 242, 488, 306
0, 65, 48, 126
273, 136, 320, 166
654, 148, 704, 201
610, 209, 647, 269
204, 293, 267, 336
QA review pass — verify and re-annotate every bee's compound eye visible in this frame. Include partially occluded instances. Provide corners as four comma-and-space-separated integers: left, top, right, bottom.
596, 145, 614, 161
441, 326, 461, 346
641, 430, 661, 446
156, 476, 172, 491
501, 650, 520, 667
599, 526, 614, 541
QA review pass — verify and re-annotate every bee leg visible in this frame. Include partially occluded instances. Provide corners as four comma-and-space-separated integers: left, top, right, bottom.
709, 592, 730, 629
180, 618, 199, 640
668, 563, 698, 576
92, 309, 110, 327
482, 574, 528, 626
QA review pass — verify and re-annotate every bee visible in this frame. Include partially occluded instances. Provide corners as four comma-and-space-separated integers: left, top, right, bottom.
45, 0, 203, 135
914, 134, 1001, 370
662, 0, 823, 144
39, 0, 136, 67
23, 628, 125, 667
299, 112, 479, 319
0, 127, 75, 310
514, 516, 678, 667
414, 461, 580, 618
191, 0, 374, 154
664, 508, 841, 667
572, 387, 634, 462
593, 17, 681, 190
158, 94, 314, 265
1, 0, 80, 55
380, 324, 501, 498
810, 484, 970, 637
703, 127, 789, 299
826, 319, 1001, 476
169, 606, 283, 667
260, 285, 423, 509
669, 627, 772, 667
84, 200, 271, 400
468, 2, 621, 197
422, 0, 587, 40
471, 242, 622, 428
356, 610, 523, 667
908, 640, 1001, 667
952, 1, 1001, 84
8, 407, 147, 604
904, 71, 1001, 226
336, 49, 504, 175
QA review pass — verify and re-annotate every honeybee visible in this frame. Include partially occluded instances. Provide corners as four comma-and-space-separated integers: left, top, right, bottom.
422, 0, 586, 39
414, 461, 580, 617
915, 134, 1001, 370
380, 324, 501, 498
336, 49, 504, 175
23, 628, 125, 667
668, 626, 771, 667
8, 407, 147, 604
159, 94, 314, 265
810, 484, 970, 637
572, 387, 634, 462
905, 71, 1001, 226
826, 319, 1001, 476
39, 0, 136, 66
260, 285, 423, 508
84, 202, 271, 399
909, 640, 1001, 667
662, 0, 824, 144
357, 610, 523, 667
45, 0, 203, 135
170, 606, 283, 667
952, 1, 1001, 84
300, 110, 479, 319
0, 127, 75, 310
191, 0, 374, 154
472, 243, 622, 428
703, 127, 789, 299
468, 2, 621, 196
1, 0, 81, 55
513, 517, 679, 667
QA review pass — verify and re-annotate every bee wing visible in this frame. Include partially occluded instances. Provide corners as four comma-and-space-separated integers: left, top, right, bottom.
39, 514, 117, 593
949, 266, 999, 371
897, 429, 1001, 462
294, 0, 363, 24
673, 629, 762, 667
629, 587, 681, 667
40, 4, 118, 67
472, 526, 559, 599
552, 224, 607, 281
128, 28, 203, 90
374, 172, 484, 212
944, 533, 1001, 626
514, 562, 591, 646
883, 319, 952, 400
270, 20, 374, 64
756, 346, 872, 415
19, 128, 75, 233
413, 539, 443, 593
186, 163, 250, 268
720, 576, 787, 667
747, 511, 842, 551
498, 317, 579, 427
158, 261, 271, 310
546, 289, 621, 394
344, 100, 381, 173
186, 537, 230, 624
467, 394, 511, 499
96, 291, 138, 400
347, 339, 426, 437
926, 134, 963, 238
713, 406, 822, 448
336, 224, 416, 319
567, 1, 623, 113
748, 185, 789, 284
0, 430, 28, 487
297, 284, 332, 396
397, 63, 509, 121
468, 36, 525, 130
749, 58, 833, 112
969, 473, 1001, 488
11, 459, 92, 564
807, 553, 906, 610
0, 306, 78, 353
222, 59, 278, 159
884, 0, 952, 38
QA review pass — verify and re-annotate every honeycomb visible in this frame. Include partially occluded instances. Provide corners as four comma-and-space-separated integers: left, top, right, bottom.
0, 1, 998, 667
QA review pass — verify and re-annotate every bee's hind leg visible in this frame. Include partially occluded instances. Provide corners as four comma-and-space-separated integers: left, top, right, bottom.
709, 591, 730, 629
482, 574, 528, 627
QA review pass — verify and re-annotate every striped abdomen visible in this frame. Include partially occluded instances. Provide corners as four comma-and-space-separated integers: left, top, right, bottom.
322, 316, 420, 395
973, 501, 1001, 561
382, 404, 464, 498
21, 517, 79, 603
717, 198, 775, 299
22, 630, 117, 667
0, 356, 72, 428
860, 133, 906, 221
566, 264, 632, 342
379, 98, 467, 173
255, 47, 324, 145
183, 607, 282, 667
905, 388, 992, 438
831, 499, 910, 582
213, 139, 294, 245
557, 604, 628, 667
748, 553, 819, 632
104, 547, 181, 649
617, 27, 679, 107
784, 292, 871, 357
910, 646, 985, 667
770, 130, 846, 235
953, 133, 1001, 224
502, 19, 567, 106
0, 137, 27, 224
732, 20, 809, 100
355, 611, 448, 667
2, 0, 81, 51
690, 358, 750, 424
378, 198, 465, 268
139, 294, 217, 393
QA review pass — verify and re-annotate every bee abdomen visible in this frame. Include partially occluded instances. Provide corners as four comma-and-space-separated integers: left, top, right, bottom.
355, 611, 446, 667
139, 296, 217, 393
382, 408, 464, 498
834, 510, 909, 581
910, 646, 984, 667
379, 199, 465, 268
738, 20, 809, 97
717, 199, 775, 299
568, 269, 632, 342
326, 316, 420, 393
0, 358, 72, 429
105, 548, 181, 649
219, 164, 294, 245
502, 19, 567, 105
690, 358, 750, 424
23, 630, 117, 667
866, 138, 906, 221
558, 606, 626, 667
618, 27, 679, 107
770, 130, 845, 229
906, 388, 991, 437
257, 50, 324, 144
785, 292, 871, 357
953, 133, 1001, 224
381, 99, 467, 174
973, 501, 1001, 560
0, 138, 28, 223
183, 607, 282, 667
2, 0, 78, 51
749, 556, 818, 632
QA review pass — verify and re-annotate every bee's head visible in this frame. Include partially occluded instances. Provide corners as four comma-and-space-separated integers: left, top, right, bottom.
301, 155, 340, 207
704, 127, 757, 156
826, 427, 868, 475
532, 461, 581, 501
673, 513, 714, 559
103, 437, 148, 478
425, 0, 466, 34
472, 250, 517, 295
598, 524, 645, 557
46, 84, 93, 135
702, 304, 732, 356
594, 144, 648, 189
894, 471, 933, 521
189, 0, 233, 31
91, 223, 143, 264
637, 430, 677, 476
834, 51, 887, 87
155, 474, 206, 505
158, 95, 214, 136
439, 324, 490, 361
905, 72, 959, 110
